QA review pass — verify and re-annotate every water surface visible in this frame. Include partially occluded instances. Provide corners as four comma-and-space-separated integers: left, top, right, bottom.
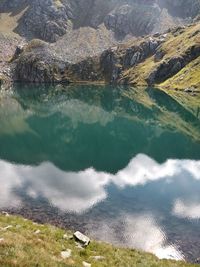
0, 84, 200, 262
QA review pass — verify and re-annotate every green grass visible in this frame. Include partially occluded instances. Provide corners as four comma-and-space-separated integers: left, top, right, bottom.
0, 214, 198, 267
160, 57, 200, 90
121, 23, 200, 89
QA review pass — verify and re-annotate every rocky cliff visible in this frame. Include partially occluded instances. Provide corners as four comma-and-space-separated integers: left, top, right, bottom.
0, 0, 199, 43
0, 0, 199, 93
12, 22, 200, 91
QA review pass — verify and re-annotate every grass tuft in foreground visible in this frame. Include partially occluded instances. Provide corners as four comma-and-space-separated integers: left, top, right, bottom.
0, 214, 198, 267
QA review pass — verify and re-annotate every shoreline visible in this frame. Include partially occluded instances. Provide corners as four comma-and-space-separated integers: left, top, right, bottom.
0, 213, 199, 267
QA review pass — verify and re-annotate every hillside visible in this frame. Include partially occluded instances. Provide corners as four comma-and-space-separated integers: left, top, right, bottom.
0, 1, 199, 106
11, 23, 200, 85
0, 214, 199, 267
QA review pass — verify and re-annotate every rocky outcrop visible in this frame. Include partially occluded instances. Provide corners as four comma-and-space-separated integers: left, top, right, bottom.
104, 3, 160, 39
147, 44, 200, 85
98, 23, 200, 88
12, 39, 102, 83
159, 0, 200, 19
100, 36, 163, 83
10, 22, 200, 89
0, 0, 199, 43
0, 0, 72, 42
12, 40, 70, 83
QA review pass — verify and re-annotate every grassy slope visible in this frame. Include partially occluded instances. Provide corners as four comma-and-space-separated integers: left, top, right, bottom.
120, 23, 200, 114
122, 23, 200, 89
160, 57, 200, 89
0, 214, 198, 267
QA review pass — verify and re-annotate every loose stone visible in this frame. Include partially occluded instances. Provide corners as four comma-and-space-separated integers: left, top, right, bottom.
61, 249, 72, 259
82, 261, 91, 267
2, 225, 13, 230
90, 256, 105, 261
73, 231, 90, 246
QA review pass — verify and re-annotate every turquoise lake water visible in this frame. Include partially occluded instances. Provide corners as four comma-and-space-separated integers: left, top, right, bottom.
0, 84, 200, 262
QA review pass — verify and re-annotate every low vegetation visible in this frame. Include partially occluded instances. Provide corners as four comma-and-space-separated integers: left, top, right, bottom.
0, 214, 198, 267
122, 23, 200, 89
161, 57, 200, 90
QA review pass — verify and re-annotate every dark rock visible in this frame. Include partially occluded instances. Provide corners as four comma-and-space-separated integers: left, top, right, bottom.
154, 50, 165, 61
12, 45, 70, 83
195, 257, 200, 264
10, 44, 25, 62
153, 32, 160, 37
100, 37, 161, 83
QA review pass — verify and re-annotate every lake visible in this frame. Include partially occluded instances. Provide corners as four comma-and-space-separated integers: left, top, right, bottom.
0, 84, 200, 262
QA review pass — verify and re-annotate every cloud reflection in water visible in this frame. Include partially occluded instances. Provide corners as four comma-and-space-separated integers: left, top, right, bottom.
90, 214, 184, 260
0, 154, 200, 260
173, 199, 200, 220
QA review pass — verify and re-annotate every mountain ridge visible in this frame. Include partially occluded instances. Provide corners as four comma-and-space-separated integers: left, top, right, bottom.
0, 0, 199, 101
0, 0, 199, 43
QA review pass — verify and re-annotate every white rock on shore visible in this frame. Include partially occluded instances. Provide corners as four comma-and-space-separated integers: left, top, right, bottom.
73, 231, 90, 246
61, 249, 72, 259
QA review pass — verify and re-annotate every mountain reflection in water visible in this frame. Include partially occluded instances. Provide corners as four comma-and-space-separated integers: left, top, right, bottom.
0, 84, 199, 262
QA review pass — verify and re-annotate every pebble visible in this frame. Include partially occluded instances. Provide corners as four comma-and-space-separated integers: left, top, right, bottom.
2, 225, 13, 231
63, 233, 73, 240
34, 229, 41, 234
82, 261, 91, 267
61, 249, 72, 259
90, 256, 105, 261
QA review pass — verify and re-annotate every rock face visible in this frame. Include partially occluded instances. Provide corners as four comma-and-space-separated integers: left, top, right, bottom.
1, 0, 199, 89
11, 22, 200, 89
12, 39, 70, 83
0, 0, 199, 43
104, 2, 160, 39
100, 37, 163, 83
159, 0, 200, 19
0, 0, 71, 42
100, 23, 200, 87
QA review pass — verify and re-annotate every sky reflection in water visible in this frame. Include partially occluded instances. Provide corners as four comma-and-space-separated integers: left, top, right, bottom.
0, 84, 200, 261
